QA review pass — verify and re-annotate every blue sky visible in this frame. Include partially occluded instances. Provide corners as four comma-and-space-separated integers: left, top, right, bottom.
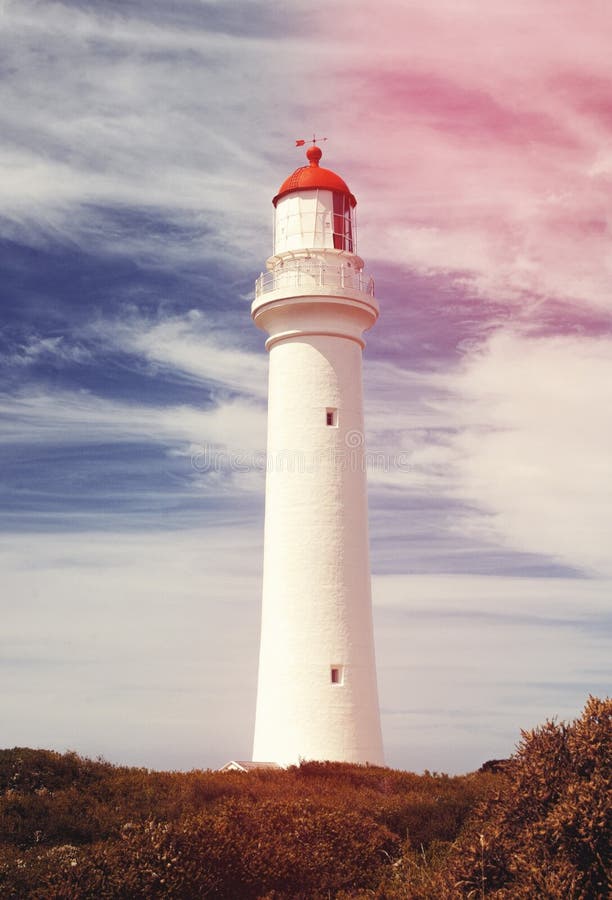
1, 0, 611, 773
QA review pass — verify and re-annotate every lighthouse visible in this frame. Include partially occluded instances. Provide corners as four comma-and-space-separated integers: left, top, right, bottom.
251, 144, 384, 767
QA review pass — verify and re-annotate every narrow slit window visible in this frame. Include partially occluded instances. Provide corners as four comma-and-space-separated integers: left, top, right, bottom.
331, 666, 343, 685
326, 408, 337, 427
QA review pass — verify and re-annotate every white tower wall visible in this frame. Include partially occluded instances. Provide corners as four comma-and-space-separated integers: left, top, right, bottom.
275, 189, 333, 253
252, 158, 384, 767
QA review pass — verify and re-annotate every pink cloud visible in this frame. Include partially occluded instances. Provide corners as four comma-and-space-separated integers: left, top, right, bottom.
352, 71, 579, 149
305, 0, 612, 319
551, 72, 612, 132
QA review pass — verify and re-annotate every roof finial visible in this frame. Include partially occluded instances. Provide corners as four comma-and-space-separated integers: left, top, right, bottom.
295, 135, 326, 166
306, 145, 323, 167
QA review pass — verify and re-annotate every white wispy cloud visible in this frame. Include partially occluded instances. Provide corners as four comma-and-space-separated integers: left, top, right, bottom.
0, 387, 266, 457
2, 309, 268, 466
7, 334, 92, 367
0, 0, 316, 262
360, 330, 612, 580
108, 310, 268, 399
440, 332, 612, 576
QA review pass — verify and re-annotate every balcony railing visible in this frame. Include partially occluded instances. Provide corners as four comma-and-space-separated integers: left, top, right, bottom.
255, 262, 375, 299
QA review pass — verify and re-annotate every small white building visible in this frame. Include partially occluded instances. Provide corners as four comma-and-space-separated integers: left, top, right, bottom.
250, 146, 385, 768
219, 761, 280, 773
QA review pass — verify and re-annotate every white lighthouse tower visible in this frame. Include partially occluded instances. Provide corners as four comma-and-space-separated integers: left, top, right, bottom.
251, 144, 384, 767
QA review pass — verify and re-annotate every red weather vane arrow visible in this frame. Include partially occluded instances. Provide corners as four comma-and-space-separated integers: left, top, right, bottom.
295, 135, 327, 147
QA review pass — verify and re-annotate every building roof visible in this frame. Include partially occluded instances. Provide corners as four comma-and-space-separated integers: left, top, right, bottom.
219, 760, 281, 773
273, 146, 356, 208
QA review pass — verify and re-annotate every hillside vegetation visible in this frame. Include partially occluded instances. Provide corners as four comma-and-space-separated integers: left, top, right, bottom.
0, 696, 609, 898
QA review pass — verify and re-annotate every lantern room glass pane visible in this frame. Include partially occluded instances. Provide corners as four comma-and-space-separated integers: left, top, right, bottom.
332, 192, 353, 252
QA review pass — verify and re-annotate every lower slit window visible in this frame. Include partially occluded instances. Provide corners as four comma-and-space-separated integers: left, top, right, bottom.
331, 666, 343, 684
326, 408, 337, 427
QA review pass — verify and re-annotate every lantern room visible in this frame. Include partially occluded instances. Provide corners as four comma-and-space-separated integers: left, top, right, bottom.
272, 146, 357, 255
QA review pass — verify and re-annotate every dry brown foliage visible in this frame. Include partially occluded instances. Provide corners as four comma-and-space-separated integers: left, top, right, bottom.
452, 696, 611, 899
0, 696, 608, 898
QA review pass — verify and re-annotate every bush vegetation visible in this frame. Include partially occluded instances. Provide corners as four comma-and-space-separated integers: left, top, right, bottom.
0, 696, 608, 898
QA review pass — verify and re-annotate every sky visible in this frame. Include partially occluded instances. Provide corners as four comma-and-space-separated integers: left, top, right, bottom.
1, 0, 611, 774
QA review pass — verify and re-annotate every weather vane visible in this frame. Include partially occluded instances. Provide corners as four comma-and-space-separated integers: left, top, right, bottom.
295, 134, 327, 147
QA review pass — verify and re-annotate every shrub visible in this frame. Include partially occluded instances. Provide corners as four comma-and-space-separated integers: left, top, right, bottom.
7, 697, 607, 899
11, 799, 397, 899
453, 696, 611, 899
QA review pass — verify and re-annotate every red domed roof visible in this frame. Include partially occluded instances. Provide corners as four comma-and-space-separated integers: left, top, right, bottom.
273, 146, 356, 207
